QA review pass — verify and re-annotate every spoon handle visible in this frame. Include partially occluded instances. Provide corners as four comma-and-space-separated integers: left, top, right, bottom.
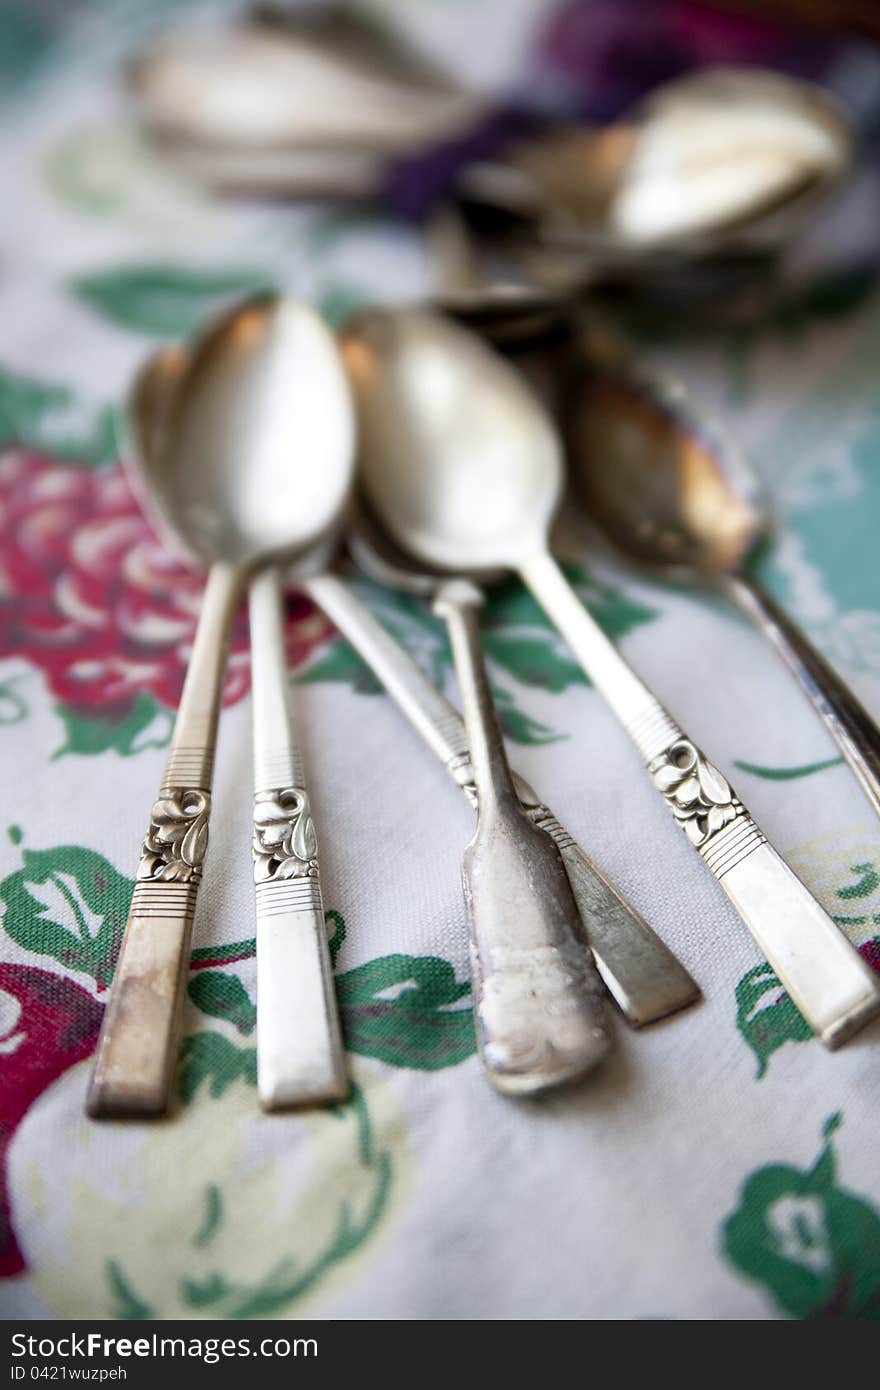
306, 571, 698, 1024
249, 567, 347, 1110
434, 579, 611, 1094
86, 562, 241, 1118
521, 549, 880, 1048
725, 572, 880, 819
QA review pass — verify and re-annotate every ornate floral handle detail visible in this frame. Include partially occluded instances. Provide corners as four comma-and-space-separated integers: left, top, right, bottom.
87, 563, 241, 1119
249, 568, 347, 1110
520, 548, 880, 1049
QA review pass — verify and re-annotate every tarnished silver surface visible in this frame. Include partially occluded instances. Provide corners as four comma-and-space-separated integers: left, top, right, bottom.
342, 308, 880, 1048
566, 347, 880, 821
249, 567, 347, 1110
90, 297, 354, 1119
434, 578, 611, 1093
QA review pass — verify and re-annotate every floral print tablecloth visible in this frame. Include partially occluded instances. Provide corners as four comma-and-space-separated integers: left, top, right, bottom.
2, 0, 880, 1321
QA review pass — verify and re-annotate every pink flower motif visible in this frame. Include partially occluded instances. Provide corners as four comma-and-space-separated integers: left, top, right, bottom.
0, 451, 335, 724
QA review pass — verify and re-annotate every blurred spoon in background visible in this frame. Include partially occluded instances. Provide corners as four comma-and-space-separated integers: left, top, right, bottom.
88, 296, 353, 1119
129, 5, 482, 199
461, 67, 852, 259
128, 13, 855, 341
340, 305, 880, 1049
564, 343, 880, 821
437, 67, 854, 336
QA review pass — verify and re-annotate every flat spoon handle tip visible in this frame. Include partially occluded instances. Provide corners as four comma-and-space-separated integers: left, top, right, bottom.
439, 580, 612, 1092
86, 875, 199, 1119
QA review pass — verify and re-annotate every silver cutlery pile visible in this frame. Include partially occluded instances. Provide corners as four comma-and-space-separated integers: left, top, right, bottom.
86, 293, 880, 1121
83, 9, 880, 1118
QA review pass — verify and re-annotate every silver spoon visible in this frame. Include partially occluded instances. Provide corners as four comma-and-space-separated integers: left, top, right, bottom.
88, 296, 353, 1118
565, 347, 880, 823
340, 306, 880, 1049
130, 347, 700, 1030
435, 572, 614, 1093
347, 339, 617, 1092
342, 452, 615, 1086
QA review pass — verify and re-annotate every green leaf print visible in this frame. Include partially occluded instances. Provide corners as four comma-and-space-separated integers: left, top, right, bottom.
0, 365, 117, 465
733, 756, 843, 781
54, 692, 173, 760
105, 1261, 154, 1320
485, 563, 657, 645
480, 630, 585, 693
70, 265, 275, 338
836, 863, 880, 900
177, 1032, 258, 1104
736, 937, 879, 1077
184, 947, 476, 1075
735, 962, 813, 1079
723, 1114, 880, 1318
490, 684, 560, 746
193, 1185, 224, 1249
102, 1067, 395, 1319
0, 2, 58, 98
298, 565, 657, 744
335, 953, 475, 1070
297, 638, 383, 695
0, 844, 132, 991
187, 973, 257, 1037
326, 909, 346, 968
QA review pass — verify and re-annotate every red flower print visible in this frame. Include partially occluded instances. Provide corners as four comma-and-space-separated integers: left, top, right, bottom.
0, 452, 334, 733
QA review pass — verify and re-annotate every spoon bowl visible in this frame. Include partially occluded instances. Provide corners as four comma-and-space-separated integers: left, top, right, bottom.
566, 352, 764, 579
341, 309, 560, 573
151, 296, 354, 568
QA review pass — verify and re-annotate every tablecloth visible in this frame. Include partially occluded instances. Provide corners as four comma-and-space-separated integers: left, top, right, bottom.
1, 0, 880, 1321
